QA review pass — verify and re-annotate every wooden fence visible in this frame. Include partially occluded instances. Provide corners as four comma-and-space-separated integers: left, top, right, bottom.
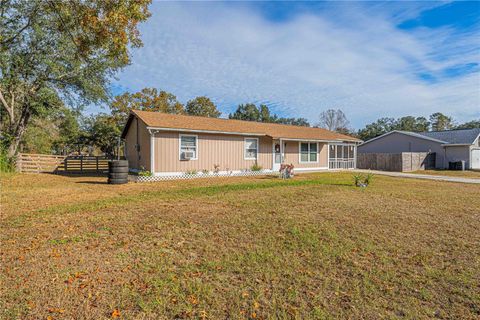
357, 152, 436, 172
16, 153, 110, 174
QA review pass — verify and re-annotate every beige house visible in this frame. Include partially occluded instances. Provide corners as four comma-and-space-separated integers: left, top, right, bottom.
121, 110, 361, 176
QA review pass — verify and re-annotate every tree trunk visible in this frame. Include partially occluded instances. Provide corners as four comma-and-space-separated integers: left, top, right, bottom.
6, 105, 30, 159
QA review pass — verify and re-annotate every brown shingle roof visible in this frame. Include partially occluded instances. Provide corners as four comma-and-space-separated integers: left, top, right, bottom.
124, 110, 360, 142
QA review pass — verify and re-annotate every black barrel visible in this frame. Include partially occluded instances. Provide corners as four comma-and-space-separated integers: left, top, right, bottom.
108, 160, 128, 184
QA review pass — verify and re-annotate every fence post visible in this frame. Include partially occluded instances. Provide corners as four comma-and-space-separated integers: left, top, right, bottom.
16, 154, 22, 172
96, 157, 99, 172
80, 157, 83, 172
64, 158, 68, 172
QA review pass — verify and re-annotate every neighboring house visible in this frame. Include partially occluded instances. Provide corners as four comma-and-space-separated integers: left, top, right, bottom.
358, 129, 480, 170
121, 110, 361, 176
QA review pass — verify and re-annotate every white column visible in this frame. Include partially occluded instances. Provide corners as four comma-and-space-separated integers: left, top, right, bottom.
279, 138, 283, 163
354, 144, 357, 169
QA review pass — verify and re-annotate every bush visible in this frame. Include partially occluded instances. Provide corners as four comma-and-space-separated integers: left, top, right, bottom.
354, 173, 373, 187
185, 170, 198, 175
138, 166, 153, 176
0, 148, 15, 173
250, 163, 262, 171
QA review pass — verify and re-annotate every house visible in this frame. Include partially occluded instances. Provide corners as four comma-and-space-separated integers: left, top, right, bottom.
121, 110, 361, 176
357, 128, 480, 170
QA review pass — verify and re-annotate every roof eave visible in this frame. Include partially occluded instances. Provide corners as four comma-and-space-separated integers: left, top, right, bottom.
145, 126, 266, 137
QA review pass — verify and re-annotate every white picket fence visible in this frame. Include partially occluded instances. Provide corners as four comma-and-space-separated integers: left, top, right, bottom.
129, 170, 278, 183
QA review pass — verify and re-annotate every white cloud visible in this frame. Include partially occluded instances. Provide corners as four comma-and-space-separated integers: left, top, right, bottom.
113, 2, 480, 128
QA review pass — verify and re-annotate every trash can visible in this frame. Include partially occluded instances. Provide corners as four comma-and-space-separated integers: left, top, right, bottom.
108, 160, 129, 184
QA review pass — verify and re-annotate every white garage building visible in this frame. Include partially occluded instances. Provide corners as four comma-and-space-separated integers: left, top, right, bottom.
358, 128, 480, 170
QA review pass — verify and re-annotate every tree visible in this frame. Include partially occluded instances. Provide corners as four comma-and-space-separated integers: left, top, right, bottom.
229, 103, 261, 121
396, 116, 430, 132
318, 109, 350, 132
276, 117, 310, 127
185, 96, 220, 118
0, 0, 151, 158
110, 88, 185, 125
228, 103, 310, 126
85, 114, 121, 157
259, 104, 273, 122
357, 117, 397, 141
455, 119, 480, 129
429, 112, 454, 131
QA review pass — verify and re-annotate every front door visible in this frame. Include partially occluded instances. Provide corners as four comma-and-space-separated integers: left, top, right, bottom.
273, 141, 282, 171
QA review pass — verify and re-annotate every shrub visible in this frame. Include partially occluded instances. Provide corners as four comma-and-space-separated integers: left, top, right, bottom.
138, 166, 153, 176
202, 169, 210, 175
186, 170, 198, 175
213, 164, 220, 173
0, 147, 15, 173
353, 173, 373, 187
250, 163, 262, 171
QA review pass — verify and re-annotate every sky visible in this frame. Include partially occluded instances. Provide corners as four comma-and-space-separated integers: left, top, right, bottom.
106, 1, 480, 129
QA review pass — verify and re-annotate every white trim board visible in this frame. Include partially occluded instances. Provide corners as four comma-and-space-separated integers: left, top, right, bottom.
179, 134, 198, 161
244, 137, 259, 160
298, 141, 320, 164
295, 167, 329, 172
153, 169, 274, 177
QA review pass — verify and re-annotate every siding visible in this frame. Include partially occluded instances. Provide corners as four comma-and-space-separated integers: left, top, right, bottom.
445, 145, 471, 169
124, 117, 151, 171
283, 141, 328, 168
153, 132, 272, 173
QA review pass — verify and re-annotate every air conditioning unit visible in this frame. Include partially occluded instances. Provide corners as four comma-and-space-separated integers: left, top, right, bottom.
182, 151, 195, 160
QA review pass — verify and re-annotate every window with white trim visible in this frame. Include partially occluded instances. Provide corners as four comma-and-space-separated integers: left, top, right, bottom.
244, 138, 258, 160
180, 135, 197, 160
300, 142, 318, 162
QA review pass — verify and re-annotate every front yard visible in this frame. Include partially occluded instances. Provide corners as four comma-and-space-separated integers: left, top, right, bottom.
1, 172, 479, 319
411, 169, 480, 179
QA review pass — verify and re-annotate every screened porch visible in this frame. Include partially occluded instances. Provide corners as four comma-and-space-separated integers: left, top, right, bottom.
328, 144, 356, 169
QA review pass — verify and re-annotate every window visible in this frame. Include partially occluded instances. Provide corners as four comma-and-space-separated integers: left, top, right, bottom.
179, 135, 197, 160
245, 138, 258, 160
299, 142, 318, 163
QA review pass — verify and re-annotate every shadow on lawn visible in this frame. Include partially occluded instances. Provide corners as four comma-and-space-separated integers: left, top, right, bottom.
75, 181, 109, 185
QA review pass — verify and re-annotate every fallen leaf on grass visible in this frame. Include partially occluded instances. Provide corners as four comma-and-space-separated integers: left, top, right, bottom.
188, 294, 198, 305
111, 309, 121, 318
48, 308, 65, 313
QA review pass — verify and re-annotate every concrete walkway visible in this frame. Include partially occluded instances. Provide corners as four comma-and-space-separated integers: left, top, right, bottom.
353, 169, 480, 185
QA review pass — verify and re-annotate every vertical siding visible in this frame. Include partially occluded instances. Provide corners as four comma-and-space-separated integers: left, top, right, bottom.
283, 141, 328, 168
153, 132, 272, 173
124, 119, 138, 169
124, 117, 151, 171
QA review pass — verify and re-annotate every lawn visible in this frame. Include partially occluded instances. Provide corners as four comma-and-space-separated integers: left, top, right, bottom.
1, 172, 479, 319
411, 169, 480, 179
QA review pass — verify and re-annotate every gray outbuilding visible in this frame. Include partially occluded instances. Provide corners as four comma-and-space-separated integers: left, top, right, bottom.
358, 128, 480, 170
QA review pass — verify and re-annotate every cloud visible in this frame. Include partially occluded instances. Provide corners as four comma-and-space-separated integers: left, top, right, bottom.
113, 2, 480, 128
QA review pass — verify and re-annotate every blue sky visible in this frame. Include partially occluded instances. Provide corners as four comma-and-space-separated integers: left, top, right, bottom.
105, 1, 480, 129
